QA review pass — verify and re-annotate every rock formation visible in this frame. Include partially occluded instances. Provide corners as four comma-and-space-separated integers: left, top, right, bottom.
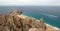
0, 14, 6, 26
39, 18, 46, 29
0, 9, 46, 31
9, 9, 22, 16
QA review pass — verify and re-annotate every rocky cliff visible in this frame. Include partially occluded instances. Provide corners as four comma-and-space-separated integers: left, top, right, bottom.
0, 9, 46, 31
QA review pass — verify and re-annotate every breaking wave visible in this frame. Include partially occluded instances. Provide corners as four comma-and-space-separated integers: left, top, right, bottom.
40, 13, 58, 18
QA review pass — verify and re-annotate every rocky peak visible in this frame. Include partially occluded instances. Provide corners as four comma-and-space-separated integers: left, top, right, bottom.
9, 9, 22, 16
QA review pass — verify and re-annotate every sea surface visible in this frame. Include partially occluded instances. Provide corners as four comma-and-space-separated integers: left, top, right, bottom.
0, 6, 60, 28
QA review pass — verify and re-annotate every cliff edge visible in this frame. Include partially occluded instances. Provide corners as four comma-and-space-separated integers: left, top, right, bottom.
0, 9, 59, 31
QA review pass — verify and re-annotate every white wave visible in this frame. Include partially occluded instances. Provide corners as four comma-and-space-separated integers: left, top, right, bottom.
44, 23, 60, 30
40, 13, 58, 18
36, 19, 60, 30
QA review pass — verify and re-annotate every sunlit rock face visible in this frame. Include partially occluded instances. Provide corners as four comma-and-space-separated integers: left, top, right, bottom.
0, 9, 46, 31
0, 14, 6, 26
0, 14, 14, 31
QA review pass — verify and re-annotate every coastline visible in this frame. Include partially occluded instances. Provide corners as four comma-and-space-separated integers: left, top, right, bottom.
20, 14, 60, 31
37, 20, 60, 31
0, 9, 60, 31
36, 19, 60, 30
44, 23, 60, 30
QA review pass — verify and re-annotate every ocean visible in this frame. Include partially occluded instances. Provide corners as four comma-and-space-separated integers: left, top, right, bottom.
0, 6, 60, 29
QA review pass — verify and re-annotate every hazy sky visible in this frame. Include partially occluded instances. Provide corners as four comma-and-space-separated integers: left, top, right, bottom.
0, 0, 60, 6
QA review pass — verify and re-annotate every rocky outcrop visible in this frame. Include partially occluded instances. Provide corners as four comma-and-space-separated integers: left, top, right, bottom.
38, 18, 46, 31
39, 18, 46, 28
9, 9, 22, 16
0, 14, 14, 31
0, 14, 6, 26
0, 9, 46, 31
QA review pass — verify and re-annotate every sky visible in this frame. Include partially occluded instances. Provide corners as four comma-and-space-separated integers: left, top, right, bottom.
0, 0, 60, 6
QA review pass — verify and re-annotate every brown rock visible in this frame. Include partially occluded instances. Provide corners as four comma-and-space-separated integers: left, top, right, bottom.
19, 17, 32, 31
13, 15, 21, 27
0, 10, 47, 31
5, 14, 14, 25
39, 18, 44, 23
39, 18, 46, 30
0, 14, 6, 26
5, 15, 14, 29
9, 9, 22, 16
0, 14, 14, 31
29, 28, 39, 31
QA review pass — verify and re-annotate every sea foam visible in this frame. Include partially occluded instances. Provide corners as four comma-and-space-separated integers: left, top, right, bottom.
40, 13, 58, 18
44, 23, 60, 30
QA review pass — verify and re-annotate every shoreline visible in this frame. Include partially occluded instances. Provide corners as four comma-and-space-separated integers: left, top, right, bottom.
44, 23, 60, 30
18, 14, 60, 31
36, 19, 60, 31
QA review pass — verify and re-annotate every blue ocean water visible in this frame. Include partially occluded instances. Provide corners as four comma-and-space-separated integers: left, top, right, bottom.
0, 6, 60, 28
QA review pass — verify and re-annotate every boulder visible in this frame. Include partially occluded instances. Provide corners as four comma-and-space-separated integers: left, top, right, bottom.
19, 17, 32, 31
29, 28, 39, 31
13, 15, 21, 27
13, 15, 22, 31
39, 18, 46, 30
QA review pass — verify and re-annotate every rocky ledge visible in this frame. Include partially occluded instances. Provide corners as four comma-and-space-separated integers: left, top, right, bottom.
0, 9, 59, 31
